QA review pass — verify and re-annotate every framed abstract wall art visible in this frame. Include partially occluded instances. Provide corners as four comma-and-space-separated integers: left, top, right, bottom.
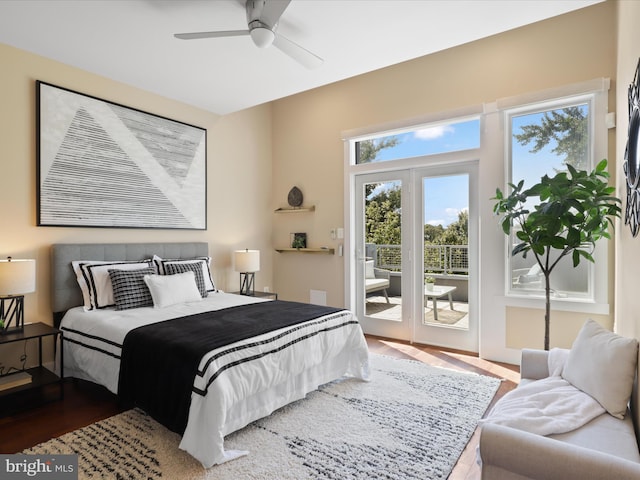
36, 81, 207, 229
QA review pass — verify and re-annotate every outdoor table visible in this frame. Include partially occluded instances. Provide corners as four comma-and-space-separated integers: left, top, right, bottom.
424, 285, 457, 321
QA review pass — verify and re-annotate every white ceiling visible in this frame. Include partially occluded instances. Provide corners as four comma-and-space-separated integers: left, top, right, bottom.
0, 0, 602, 115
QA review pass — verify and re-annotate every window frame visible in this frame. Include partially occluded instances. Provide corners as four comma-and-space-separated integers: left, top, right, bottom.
352, 116, 481, 166
501, 88, 609, 308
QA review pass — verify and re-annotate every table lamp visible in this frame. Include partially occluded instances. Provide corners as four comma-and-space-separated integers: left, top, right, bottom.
0, 257, 36, 333
234, 249, 260, 296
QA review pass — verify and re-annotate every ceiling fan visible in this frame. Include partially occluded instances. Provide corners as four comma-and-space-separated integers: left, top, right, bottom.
174, 0, 323, 69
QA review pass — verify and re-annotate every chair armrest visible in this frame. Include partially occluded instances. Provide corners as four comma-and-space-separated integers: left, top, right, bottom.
480, 423, 640, 480
520, 348, 549, 381
373, 268, 390, 279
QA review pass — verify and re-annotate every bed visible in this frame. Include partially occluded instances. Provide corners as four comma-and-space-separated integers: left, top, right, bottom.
51, 242, 370, 468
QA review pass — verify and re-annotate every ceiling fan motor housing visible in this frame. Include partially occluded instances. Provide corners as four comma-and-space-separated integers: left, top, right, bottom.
248, 21, 275, 48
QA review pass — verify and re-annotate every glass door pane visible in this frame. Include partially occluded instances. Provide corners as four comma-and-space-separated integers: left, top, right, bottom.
422, 174, 469, 329
413, 165, 478, 353
364, 180, 402, 322
355, 171, 411, 341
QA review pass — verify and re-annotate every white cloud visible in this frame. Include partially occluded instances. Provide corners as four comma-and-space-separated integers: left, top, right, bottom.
426, 219, 444, 226
414, 125, 454, 140
445, 207, 459, 218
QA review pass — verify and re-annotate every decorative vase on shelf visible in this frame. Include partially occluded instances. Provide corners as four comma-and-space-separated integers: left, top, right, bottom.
287, 186, 303, 208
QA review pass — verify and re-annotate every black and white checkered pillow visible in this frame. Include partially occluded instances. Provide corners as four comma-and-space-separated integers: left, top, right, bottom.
153, 255, 215, 292
108, 267, 156, 310
165, 262, 208, 298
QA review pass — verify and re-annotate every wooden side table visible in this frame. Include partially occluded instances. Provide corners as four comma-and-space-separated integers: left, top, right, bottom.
0, 322, 63, 414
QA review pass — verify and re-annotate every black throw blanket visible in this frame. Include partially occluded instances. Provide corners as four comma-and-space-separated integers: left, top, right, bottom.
118, 300, 343, 434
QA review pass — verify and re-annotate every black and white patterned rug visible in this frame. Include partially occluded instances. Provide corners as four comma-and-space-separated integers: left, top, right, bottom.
25, 354, 501, 479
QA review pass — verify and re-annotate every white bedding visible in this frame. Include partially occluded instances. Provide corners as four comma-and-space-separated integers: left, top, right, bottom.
480, 376, 605, 436
60, 292, 371, 467
480, 348, 605, 436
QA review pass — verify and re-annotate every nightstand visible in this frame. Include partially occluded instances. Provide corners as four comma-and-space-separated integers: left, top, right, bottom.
0, 322, 63, 415
230, 290, 278, 300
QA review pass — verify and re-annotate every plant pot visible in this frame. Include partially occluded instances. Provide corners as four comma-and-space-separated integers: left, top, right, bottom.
426, 283, 434, 291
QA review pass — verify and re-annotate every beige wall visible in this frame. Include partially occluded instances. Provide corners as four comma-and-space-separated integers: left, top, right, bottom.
615, 0, 640, 341
0, 43, 274, 332
0, 0, 628, 367
506, 308, 612, 350
271, 2, 617, 360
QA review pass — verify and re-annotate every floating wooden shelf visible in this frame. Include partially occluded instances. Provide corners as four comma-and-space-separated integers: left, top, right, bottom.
274, 206, 315, 213
275, 247, 335, 254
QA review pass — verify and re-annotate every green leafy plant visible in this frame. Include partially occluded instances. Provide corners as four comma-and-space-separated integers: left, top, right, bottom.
493, 159, 621, 350
425, 276, 436, 284
291, 233, 306, 249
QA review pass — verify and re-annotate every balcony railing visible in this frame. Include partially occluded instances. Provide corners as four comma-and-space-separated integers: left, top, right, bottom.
366, 243, 469, 275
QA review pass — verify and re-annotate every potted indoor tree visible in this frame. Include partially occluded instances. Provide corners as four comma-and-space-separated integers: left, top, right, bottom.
493, 159, 621, 350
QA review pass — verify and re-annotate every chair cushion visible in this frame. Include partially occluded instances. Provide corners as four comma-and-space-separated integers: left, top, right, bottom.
365, 278, 389, 292
549, 411, 640, 463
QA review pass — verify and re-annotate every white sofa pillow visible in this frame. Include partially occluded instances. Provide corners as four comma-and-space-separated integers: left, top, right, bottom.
144, 271, 202, 308
562, 319, 639, 419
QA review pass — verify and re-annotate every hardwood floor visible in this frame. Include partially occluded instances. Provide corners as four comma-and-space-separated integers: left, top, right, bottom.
0, 379, 126, 454
0, 336, 519, 479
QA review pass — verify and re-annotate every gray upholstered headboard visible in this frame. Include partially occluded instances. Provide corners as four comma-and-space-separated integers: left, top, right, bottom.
50, 242, 209, 324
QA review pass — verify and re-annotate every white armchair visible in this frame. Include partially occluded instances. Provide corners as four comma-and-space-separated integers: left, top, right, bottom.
512, 263, 543, 288
365, 260, 390, 303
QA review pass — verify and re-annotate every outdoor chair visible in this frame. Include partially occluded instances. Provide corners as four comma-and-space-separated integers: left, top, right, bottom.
365, 260, 390, 303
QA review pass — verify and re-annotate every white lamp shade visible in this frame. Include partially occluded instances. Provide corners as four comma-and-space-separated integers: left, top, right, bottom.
0, 259, 36, 296
234, 250, 260, 273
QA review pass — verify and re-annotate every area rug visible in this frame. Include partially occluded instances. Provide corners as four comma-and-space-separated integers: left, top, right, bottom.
24, 354, 501, 480
424, 308, 468, 326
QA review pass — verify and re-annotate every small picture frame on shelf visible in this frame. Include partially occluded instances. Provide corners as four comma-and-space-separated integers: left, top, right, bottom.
290, 233, 307, 249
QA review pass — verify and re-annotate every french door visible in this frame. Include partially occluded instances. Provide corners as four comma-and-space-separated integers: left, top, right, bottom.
354, 170, 412, 340
353, 163, 478, 352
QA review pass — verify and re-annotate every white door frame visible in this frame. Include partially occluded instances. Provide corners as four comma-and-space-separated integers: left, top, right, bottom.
353, 170, 413, 341
348, 161, 478, 352
411, 162, 479, 352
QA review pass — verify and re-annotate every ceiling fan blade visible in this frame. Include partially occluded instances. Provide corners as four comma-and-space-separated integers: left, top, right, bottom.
174, 30, 249, 40
273, 33, 323, 69
258, 0, 291, 28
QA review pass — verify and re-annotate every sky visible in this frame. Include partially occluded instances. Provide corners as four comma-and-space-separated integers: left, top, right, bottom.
365, 107, 584, 227
511, 112, 565, 182
367, 119, 477, 227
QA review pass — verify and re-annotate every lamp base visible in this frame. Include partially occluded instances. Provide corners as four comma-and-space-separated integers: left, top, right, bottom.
0, 295, 25, 334
239, 272, 256, 296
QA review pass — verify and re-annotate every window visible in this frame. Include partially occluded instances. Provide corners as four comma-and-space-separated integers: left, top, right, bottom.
506, 95, 598, 300
355, 118, 480, 164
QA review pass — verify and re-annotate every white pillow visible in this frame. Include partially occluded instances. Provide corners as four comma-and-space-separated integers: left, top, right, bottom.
72, 260, 154, 310
562, 319, 639, 419
152, 255, 216, 292
365, 260, 375, 279
144, 271, 202, 308
519, 263, 542, 284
